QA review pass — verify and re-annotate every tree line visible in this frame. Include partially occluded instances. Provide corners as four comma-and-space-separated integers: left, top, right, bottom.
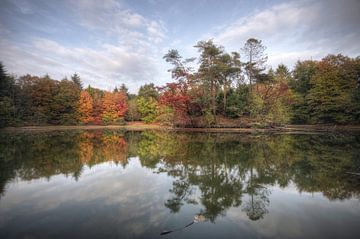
1, 38, 360, 128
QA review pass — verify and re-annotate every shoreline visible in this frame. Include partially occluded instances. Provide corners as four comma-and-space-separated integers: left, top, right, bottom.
2, 123, 360, 133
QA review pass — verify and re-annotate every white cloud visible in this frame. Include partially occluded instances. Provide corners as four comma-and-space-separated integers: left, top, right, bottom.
213, 0, 360, 68
71, 0, 166, 44
0, 35, 165, 92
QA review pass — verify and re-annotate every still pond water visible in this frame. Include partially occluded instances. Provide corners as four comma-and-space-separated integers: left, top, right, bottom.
0, 130, 360, 239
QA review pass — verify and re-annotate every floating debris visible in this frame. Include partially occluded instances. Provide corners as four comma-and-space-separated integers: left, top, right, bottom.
160, 214, 206, 236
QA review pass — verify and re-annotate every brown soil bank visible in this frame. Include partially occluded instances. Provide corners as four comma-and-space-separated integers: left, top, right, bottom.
2, 122, 360, 133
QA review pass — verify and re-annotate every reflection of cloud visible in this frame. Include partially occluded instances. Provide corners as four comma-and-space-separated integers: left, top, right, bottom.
0, 158, 173, 235
226, 187, 359, 238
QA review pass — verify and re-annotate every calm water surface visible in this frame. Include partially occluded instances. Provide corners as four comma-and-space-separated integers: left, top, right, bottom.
0, 130, 360, 239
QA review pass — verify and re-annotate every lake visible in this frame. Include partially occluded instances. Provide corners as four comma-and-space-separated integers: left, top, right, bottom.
0, 130, 360, 239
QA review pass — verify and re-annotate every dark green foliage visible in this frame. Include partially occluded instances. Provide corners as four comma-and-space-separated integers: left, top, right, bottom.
290, 60, 316, 95
0, 96, 14, 127
217, 87, 249, 118
119, 83, 129, 96
195, 39, 224, 116
0, 63, 17, 127
138, 83, 159, 99
71, 73, 83, 90
290, 60, 317, 123
351, 57, 360, 123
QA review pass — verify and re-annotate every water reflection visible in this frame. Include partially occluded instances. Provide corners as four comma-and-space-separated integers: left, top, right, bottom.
0, 130, 360, 238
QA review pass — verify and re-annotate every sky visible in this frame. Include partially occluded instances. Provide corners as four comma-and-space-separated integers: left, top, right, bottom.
0, 0, 359, 93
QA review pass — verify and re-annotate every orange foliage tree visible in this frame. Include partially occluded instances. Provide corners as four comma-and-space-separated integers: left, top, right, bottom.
101, 91, 128, 123
78, 90, 94, 124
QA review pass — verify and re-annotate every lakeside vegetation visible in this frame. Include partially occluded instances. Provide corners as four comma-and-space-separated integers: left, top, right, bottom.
1, 38, 360, 128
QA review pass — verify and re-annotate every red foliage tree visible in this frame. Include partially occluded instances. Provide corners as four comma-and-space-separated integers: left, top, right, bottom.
159, 82, 192, 126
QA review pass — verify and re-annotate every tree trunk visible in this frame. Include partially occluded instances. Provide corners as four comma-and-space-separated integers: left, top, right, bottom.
223, 81, 227, 114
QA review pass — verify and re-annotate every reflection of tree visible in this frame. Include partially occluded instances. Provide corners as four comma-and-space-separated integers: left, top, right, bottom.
163, 162, 245, 222
79, 130, 129, 167
101, 131, 128, 165
159, 135, 246, 222
242, 167, 270, 220
0, 132, 84, 189
137, 132, 360, 222
165, 176, 197, 213
0, 130, 129, 189
193, 150, 244, 222
290, 134, 360, 200
137, 131, 162, 168
79, 132, 94, 164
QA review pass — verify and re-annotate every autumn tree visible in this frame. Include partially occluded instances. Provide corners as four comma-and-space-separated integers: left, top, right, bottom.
101, 91, 128, 124
159, 82, 192, 126
78, 90, 94, 124
307, 55, 358, 123
87, 85, 104, 124
162, 49, 198, 125
253, 65, 293, 125
27, 75, 59, 124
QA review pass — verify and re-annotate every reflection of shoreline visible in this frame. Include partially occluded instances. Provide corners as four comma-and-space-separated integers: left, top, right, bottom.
3, 123, 360, 133
1, 124, 165, 132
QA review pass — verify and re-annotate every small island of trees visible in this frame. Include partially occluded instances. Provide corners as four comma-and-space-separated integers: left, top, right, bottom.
1, 38, 360, 128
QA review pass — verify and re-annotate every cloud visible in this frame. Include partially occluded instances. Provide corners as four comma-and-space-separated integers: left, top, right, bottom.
1, 37, 161, 91
70, 0, 166, 45
0, 0, 168, 92
213, 0, 360, 68
74, 0, 144, 30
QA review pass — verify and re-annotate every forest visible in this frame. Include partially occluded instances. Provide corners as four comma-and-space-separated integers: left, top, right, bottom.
1, 38, 360, 128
